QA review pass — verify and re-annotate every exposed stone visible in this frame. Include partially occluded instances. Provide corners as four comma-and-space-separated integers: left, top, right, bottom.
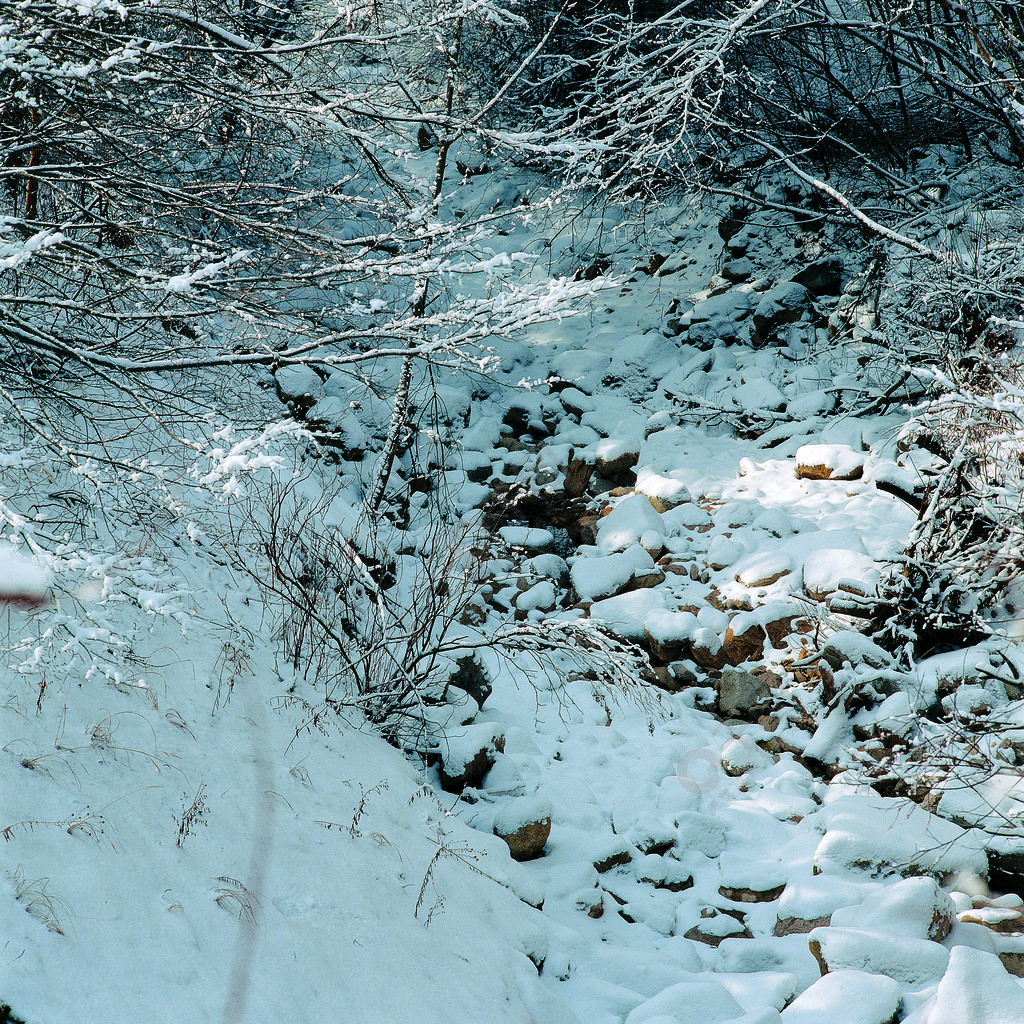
575, 514, 601, 547
563, 452, 594, 498
765, 614, 811, 648
720, 622, 766, 665
720, 883, 786, 903
624, 568, 667, 592
647, 664, 677, 691
999, 946, 1024, 977
722, 257, 753, 282
959, 907, 1024, 934
689, 317, 741, 349
692, 633, 728, 670
446, 654, 493, 710
718, 206, 749, 242
774, 914, 831, 937
717, 668, 771, 718
593, 846, 633, 873
630, 824, 676, 856
669, 662, 699, 688
494, 797, 552, 861
685, 909, 753, 947
740, 567, 792, 588
790, 257, 844, 296
594, 439, 640, 484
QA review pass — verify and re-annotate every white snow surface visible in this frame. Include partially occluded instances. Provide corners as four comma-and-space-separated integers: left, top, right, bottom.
2, 136, 1021, 1024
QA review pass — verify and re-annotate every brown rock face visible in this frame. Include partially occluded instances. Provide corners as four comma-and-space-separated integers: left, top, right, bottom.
691, 640, 728, 671
719, 883, 786, 903
594, 849, 632, 873
496, 817, 551, 861
595, 451, 638, 485
999, 951, 1024, 977
808, 936, 828, 976
796, 462, 863, 482
774, 915, 831, 937
721, 623, 766, 664
625, 569, 667, 593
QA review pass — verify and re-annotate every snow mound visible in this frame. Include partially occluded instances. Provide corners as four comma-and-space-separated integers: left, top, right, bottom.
780, 970, 901, 1024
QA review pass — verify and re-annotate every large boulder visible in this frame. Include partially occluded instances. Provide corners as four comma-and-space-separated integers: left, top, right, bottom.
781, 970, 900, 1024
438, 722, 504, 792
790, 257, 844, 296
717, 667, 771, 718
808, 926, 949, 984
927, 946, 1024, 1023
752, 282, 812, 344
830, 876, 954, 941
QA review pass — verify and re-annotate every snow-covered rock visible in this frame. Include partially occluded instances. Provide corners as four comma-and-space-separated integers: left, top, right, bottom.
780, 970, 901, 1024
571, 544, 664, 602
830, 876, 954, 941
811, 793, 989, 879
494, 797, 553, 861
624, 980, 746, 1024
597, 493, 667, 554
926, 946, 1024, 1023
795, 444, 865, 482
808, 925, 950, 983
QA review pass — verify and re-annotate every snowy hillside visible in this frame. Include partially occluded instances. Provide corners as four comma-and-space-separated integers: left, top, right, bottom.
4, 2, 1024, 1023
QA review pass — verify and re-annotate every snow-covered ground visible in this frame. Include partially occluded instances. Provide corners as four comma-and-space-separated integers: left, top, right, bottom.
3, 147, 1024, 1024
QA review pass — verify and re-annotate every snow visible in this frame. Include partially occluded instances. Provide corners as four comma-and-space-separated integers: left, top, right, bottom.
4, 73, 1024, 1024
926, 946, 1024, 1023
780, 971, 901, 1024
809, 926, 950, 983
571, 544, 660, 602
0, 544, 49, 602
812, 794, 990, 878
494, 796, 553, 835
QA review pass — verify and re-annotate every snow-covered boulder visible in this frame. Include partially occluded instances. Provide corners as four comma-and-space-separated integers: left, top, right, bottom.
624, 980, 746, 1024
811, 793, 989, 879
802, 549, 879, 602
597, 493, 666, 554
571, 545, 665, 602
808, 925, 949, 983
829, 876, 954, 941
795, 444, 865, 482
594, 436, 641, 482
438, 722, 505, 793
927, 946, 1024, 1023
752, 282, 811, 343
780, 970, 900, 1024
494, 797, 552, 861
